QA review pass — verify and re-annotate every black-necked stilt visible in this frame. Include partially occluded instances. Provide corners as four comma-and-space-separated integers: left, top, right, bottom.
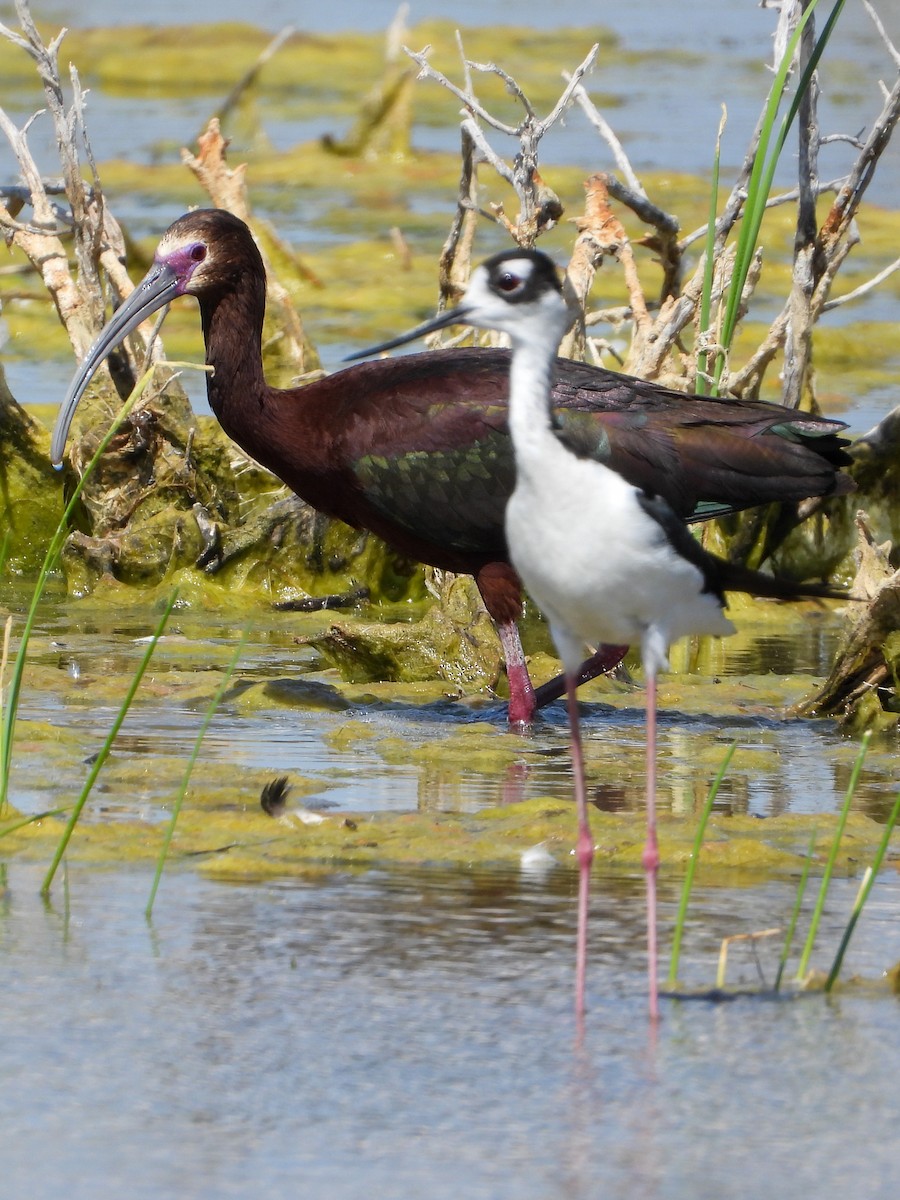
349, 246, 852, 1020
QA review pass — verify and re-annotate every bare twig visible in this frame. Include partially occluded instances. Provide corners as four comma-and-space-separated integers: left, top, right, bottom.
819, 74, 900, 251
0, 105, 95, 357
604, 174, 683, 303
821, 255, 900, 311
566, 81, 646, 197
438, 126, 480, 307
404, 44, 519, 134
466, 57, 538, 121
459, 115, 515, 185
214, 24, 295, 130
559, 175, 622, 359
863, 0, 900, 69
405, 40, 597, 244
679, 176, 848, 249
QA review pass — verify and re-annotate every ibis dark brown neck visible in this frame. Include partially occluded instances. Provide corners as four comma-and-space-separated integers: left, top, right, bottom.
193, 258, 343, 500
200, 264, 268, 429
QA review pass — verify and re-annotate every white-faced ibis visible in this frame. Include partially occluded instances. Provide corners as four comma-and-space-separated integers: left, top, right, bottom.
353, 247, 852, 1020
52, 209, 852, 728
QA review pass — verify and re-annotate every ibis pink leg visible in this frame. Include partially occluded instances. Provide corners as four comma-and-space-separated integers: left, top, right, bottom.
498, 620, 537, 727
644, 672, 661, 1021
566, 674, 593, 1019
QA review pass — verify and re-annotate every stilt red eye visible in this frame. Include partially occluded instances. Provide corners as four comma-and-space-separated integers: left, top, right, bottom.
190, 243, 207, 262
496, 272, 522, 292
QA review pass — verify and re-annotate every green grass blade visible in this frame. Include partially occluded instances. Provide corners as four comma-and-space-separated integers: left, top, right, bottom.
145, 626, 250, 919
713, 0, 844, 391
778, 0, 847, 155
824, 787, 900, 991
0, 614, 12, 754
40, 587, 180, 896
0, 807, 69, 837
0, 360, 205, 812
774, 823, 818, 991
667, 740, 737, 987
795, 729, 872, 981
696, 105, 727, 397
0, 367, 158, 810
741, 0, 847, 276
714, 14, 809, 381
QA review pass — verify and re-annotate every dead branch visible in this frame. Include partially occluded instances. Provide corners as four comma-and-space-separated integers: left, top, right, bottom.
794, 514, 900, 727
404, 40, 598, 245
729, 65, 898, 400
822, 255, 900, 312
863, 0, 900, 69
0, 0, 161, 381
566, 80, 646, 197
559, 175, 619, 359
781, 5, 821, 412
819, 73, 900, 251
579, 174, 651, 360
0, 105, 96, 359
604, 174, 682, 303
679, 177, 848, 250
437, 126, 479, 307
213, 24, 295, 130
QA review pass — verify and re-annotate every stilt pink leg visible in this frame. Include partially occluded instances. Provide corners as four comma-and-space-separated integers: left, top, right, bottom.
566, 675, 593, 1020
643, 671, 660, 1021
498, 620, 536, 727
532, 645, 628, 712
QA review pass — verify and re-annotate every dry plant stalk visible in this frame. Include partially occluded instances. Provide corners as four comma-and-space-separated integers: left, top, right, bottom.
0, 1, 168, 389
795, 514, 900, 724
560, 174, 651, 361
412, 8, 899, 403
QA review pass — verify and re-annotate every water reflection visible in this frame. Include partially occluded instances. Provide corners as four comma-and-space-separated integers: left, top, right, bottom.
3, 862, 899, 1199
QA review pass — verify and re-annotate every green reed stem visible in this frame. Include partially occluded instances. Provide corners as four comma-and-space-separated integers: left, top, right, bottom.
795, 729, 872, 981
41, 588, 179, 896
712, 0, 845, 392
667, 740, 737, 987
774, 824, 818, 991
825, 787, 900, 992
145, 626, 250, 919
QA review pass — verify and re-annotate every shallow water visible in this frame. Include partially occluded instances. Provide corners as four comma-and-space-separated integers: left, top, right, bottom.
7, 595, 899, 825
3, 860, 900, 1200
3, 587, 900, 1200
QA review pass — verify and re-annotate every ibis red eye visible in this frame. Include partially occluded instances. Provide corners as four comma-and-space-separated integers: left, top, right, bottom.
190, 244, 207, 263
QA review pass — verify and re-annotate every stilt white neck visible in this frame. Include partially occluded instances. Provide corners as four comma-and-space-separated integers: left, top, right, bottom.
506, 336, 560, 469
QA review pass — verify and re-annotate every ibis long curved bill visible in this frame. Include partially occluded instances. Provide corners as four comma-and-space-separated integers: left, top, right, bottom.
344, 304, 474, 362
50, 260, 183, 467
